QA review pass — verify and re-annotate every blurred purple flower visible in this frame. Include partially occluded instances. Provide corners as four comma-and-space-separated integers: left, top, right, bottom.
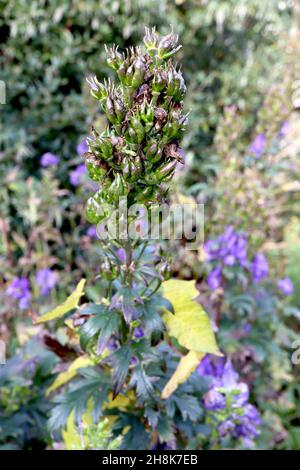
277, 277, 294, 296
6, 277, 31, 310
250, 253, 269, 283
203, 389, 226, 411
278, 121, 289, 139
232, 404, 261, 443
40, 152, 60, 167
249, 133, 266, 158
218, 419, 235, 437
87, 226, 97, 239
243, 322, 252, 334
221, 360, 249, 406
116, 248, 126, 263
70, 164, 87, 186
204, 226, 248, 269
107, 338, 118, 352
202, 358, 261, 444
134, 327, 144, 338
197, 355, 225, 379
207, 265, 222, 290
36, 268, 58, 296
77, 138, 88, 155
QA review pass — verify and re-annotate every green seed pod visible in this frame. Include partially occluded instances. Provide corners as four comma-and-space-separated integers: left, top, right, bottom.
134, 155, 143, 174
117, 59, 130, 85
85, 159, 107, 182
126, 63, 134, 87
114, 98, 126, 122
157, 29, 182, 60
86, 28, 186, 209
105, 96, 117, 125
125, 126, 138, 144
140, 101, 154, 132
152, 69, 167, 94
162, 121, 179, 143
143, 27, 158, 55
130, 116, 145, 144
86, 197, 102, 224
123, 160, 131, 181
144, 140, 157, 158
100, 259, 119, 281
166, 67, 186, 102
107, 173, 128, 202
105, 45, 123, 70
123, 160, 139, 183
99, 137, 113, 160
131, 56, 146, 89
86, 75, 107, 101
155, 159, 177, 181
136, 185, 154, 202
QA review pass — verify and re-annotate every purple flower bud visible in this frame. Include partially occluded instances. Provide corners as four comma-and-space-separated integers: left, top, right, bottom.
70, 164, 87, 186
36, 268, 58, 296
40, 152, 60, 167
277, 277, 294, 296
249, 133, 266, 158
6, 277, 31, 310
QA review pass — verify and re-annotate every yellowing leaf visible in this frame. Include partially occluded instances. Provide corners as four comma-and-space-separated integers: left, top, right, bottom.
103, 391, 135, 411
46, 356, 92, 396
162, 351, 205, 399
35, 279, 86, 324
62, 401, 93, 450
162, 279, 221, 355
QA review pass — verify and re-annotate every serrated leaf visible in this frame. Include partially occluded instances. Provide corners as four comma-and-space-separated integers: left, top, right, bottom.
162, 279, 220, 355
173, 394, 202, 421
48, 368, 110, 431
96, 313, 120, 355
47, 356, 92, 396
112, 345, 132, 398
129, 364, 154, 400
161, 351, 205, 399
35, 279, 86, 324
79, 308, 107, 350
118, 415, 149, 450
157, 416, 175, 442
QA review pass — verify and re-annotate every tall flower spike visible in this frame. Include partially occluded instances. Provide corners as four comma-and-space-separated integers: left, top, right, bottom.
85, 27, 186, 224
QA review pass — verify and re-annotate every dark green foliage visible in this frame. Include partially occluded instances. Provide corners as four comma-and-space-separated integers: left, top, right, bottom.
0, 340, 58, 449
